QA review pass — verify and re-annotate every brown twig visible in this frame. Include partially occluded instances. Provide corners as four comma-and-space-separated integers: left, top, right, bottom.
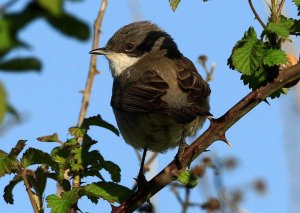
22, 170, 40, 213
70, 1, 108, 212
77, 0, 108, 127
112, 62, 300, 213
277, 0, 285, 18
248, 0, 267, 29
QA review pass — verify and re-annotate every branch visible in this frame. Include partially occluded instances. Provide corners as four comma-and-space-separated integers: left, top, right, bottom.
77, 0, 108, 127
22, 170, 40, 213
70, 1, 108, 212
248, 0, 267, 29
113, 63, 300, 212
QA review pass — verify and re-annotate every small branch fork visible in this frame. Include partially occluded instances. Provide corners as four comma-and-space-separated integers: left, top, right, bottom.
112, 62, 300, 213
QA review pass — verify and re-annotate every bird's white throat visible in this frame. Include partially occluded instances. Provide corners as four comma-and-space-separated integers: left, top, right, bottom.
105, 53, 141, 77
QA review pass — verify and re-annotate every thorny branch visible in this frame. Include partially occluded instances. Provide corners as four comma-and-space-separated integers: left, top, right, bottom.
70, 0, 108, 212
112, 62, 300, 213
77, 0, 108, 127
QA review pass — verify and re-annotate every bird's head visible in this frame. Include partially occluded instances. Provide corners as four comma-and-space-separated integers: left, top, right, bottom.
90, 21, 181, 77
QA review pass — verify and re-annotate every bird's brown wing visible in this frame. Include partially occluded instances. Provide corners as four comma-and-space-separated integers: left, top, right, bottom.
170, 58, 211, 123
111, 70, 169, 112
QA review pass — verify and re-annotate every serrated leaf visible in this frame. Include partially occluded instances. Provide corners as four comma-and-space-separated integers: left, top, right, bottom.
0, 150, 18, 177
103, 161, 121, 183
0, 82, 7, 124
82, 115, 119, 136
177, 170, 198, 188
37, 0, 63, 16
21, 148, 57, 170
46, 190, 79, 213
263, 49, 287, 66
9, 140, 26, 158
230, 27, 265, 75
3, 175, 22, 204
30, 166, 48, 197
63, 138, 78, 147
0, 57, 42, 72
267, 17, 295, 38
69, 127, 86, 138
82, 182, 133, 203
169, 0, 181, 11
45, 12, 90, 41
37, 133, 60, 143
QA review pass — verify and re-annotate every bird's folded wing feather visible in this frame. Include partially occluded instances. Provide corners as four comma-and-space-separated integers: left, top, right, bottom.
111, 70, 169, 112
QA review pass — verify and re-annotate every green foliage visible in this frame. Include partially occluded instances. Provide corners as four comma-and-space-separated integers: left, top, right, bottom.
37, 133, 60, 143
36, 0, 63, 16
0, 140, 26, 177
263, 49, 287, 66
3, 175, 22, 204
169, 0, 181, 11
45, 12, 90, 41
0, 82, 7, 124
228, 18, 291, 98
21, 148, 57, 169
81, 114, 120, 136
177, 170, 198, 188
0, 57, 42, 72
46, 190, 79, 213
82, 182, 133, 203
266, 16, 295, 38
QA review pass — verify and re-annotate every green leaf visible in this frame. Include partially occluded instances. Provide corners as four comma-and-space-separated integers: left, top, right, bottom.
46, 190, 79, 213
70, 147, 83, 172
0, 57, 42, 72
0, 150, 18, 177
9, 140, 26, 158
3, 175, 22, 204
230, 27, 265, 75
177, 170, 198, 188
0, 19, 15, 54
36, 0, 63, 16
263, 49, 287, 66
103, 161, 121, 183
69, 127, 86, 138
63, 138, 78, 147
267, 17, 295, 38
82, 182, 133, 203
0, 82, 7, 124
82, 115, 119, 136
30, 166, 48, 197
21, 148, 57, 170
37, 133, 60, 143
169, 0, 181, 11
293, 0, 300, 15
45, 12, 90, 41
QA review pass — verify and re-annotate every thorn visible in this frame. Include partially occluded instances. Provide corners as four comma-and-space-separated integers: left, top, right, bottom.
263, 99, 270, 106
204, 149, 210, 152
79, 90, 84, 94
219, 133, 232, 148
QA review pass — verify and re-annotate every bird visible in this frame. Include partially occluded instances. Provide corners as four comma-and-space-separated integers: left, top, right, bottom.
90, 21, 211, 184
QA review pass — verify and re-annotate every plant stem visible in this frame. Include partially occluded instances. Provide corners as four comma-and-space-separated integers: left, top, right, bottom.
22, 170, 40, 213
77, 0, 108, 127
248, 0, 267, 29
70, 1, 108, 212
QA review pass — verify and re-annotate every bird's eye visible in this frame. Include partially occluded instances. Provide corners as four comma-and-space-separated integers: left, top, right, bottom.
125, 43, 135, 52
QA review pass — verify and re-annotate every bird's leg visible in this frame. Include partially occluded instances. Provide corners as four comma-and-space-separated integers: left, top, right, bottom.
136, 146, 148, 189
175, 132, 188, 169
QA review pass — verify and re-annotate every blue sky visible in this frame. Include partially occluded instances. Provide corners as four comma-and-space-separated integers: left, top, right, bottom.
0, 0, 299, 212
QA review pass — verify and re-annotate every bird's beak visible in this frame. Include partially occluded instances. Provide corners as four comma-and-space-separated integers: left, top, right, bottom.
89, 47, 111, 55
